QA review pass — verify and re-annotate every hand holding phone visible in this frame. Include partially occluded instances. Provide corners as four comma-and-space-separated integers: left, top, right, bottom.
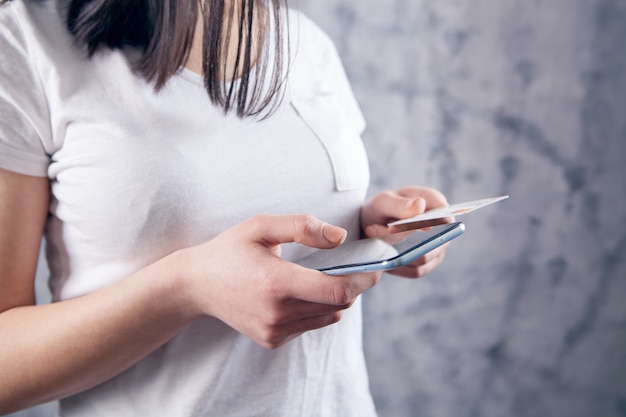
296, 222, 465, 275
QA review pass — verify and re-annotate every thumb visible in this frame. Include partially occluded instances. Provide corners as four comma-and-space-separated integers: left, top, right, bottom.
246, 214, 347, 249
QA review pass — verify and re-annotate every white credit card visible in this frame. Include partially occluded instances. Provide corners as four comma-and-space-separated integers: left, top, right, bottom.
388, 195, 509, 227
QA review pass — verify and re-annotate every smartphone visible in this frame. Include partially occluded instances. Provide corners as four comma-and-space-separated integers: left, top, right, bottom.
296, 222, 465, 275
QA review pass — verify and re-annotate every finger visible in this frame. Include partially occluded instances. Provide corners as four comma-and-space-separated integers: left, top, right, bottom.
265, 297, 354, 327
363, 223, 391, 238
280, 264, 381, 306
279, 311, 343, 337
258, 311, 345, 349
387, 216, 456, 234
366, 191, 427, 223
389, 246, 447, 278
366, 215, 456, 237
394, 186, 449, 210
263, 332, 304, 350
256, 298, 357, 349
387, 244, 447, 277
410, 244, 448, 266
245, 214, 347, 249
389, 258, 442, 278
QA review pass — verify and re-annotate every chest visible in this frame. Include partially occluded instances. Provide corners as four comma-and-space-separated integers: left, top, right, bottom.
45, 61, 369, 261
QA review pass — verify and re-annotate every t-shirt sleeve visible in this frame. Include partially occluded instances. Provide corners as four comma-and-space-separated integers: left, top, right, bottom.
0, 2, 52, 177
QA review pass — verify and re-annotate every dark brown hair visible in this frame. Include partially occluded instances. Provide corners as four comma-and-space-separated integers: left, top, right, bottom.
64, 0, 287, 118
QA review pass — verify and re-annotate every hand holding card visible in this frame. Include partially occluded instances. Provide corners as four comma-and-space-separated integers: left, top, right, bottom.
388, 195, 509, 227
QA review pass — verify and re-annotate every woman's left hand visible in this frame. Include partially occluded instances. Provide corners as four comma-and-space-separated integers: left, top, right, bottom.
360, 186, 452, 279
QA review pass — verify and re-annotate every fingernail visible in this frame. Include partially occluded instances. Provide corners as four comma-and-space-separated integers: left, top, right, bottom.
323, 225, 347, 244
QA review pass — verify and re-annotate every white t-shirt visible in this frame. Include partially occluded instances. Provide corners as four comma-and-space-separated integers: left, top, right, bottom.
0, 1, 377, 416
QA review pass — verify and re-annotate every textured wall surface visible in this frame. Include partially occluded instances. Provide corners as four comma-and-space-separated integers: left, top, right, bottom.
297, 1, 626, 417
11, 0, 626, 416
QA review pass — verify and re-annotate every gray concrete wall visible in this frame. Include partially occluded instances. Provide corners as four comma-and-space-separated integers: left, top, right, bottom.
11, 0, 626, 416
297, 0, 626, 416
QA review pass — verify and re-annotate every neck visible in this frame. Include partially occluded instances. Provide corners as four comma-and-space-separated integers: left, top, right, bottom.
185, 1, 267, 82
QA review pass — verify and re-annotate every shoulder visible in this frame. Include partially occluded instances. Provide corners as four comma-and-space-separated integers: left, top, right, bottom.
0, 0, 86, 98
286, 9, 331, 42
0, 1, 43, 99
284, 8, 367, 136
0, 0, 59, 177
0, 1, 24, 43
0, 0, 62, 94
0, 0, 57, 30
286, 8, 337, 60
0, 0, 66, 61
284, 8, 347, 87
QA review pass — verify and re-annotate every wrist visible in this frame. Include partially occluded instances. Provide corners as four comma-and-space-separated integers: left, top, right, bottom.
155, 248, 205, 322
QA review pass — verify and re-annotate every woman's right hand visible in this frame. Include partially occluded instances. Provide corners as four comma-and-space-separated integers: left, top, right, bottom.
2, 169, 376, 412
171, 214, 381, 349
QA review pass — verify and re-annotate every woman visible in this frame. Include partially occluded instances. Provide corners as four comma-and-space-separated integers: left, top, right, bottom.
0, 0, 450, 415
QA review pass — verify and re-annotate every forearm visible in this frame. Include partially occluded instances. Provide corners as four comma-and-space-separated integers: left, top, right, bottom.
0, 214, 381, 414
0, 253, 195, 414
